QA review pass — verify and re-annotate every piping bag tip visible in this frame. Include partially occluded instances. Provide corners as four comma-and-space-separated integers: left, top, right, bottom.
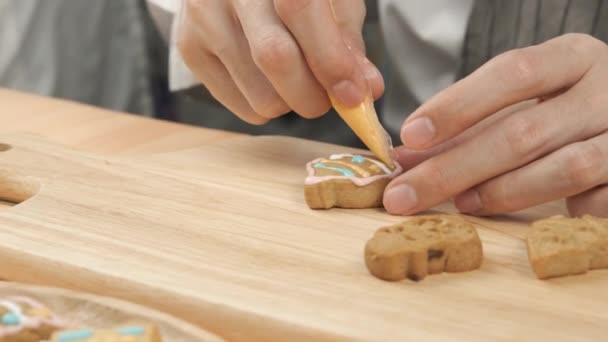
330, 95, 395, 169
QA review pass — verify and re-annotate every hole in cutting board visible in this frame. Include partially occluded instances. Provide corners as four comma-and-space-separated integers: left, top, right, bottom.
0, 170, 40, 209
0, 144, 11, 152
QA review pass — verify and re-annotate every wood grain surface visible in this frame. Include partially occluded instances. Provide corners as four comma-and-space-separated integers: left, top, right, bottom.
0, 133, 606, 341
0, 88, 242, 155
0, 282, 223, 341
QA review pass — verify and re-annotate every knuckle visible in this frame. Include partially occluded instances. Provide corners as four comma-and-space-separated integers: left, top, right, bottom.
252, 35, 299, 72
309, 46, 355, 83
576, 87, 605, 117
185, 0, 212, 13
274, 0, 314, 20
423, 160, 456, 198
212, 41, 235, 60
479, 178, 515, 213
502, 117, 546, 158
561, 143, 604, 189
494, 49, 543, 91
570, 42, 608, 117
560, 33, 606, 69
562, 33, 606, 53
183, 0, 216, 27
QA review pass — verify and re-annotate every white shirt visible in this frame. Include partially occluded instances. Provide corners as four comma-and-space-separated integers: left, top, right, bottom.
379, 0, 473, 131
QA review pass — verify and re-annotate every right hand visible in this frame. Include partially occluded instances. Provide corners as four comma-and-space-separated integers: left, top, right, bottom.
178, 0, 385, 124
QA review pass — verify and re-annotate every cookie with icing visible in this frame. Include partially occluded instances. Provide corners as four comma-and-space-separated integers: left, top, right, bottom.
0, 296, 64, 341
304, 154, 403, 209
51, 322, 161, 342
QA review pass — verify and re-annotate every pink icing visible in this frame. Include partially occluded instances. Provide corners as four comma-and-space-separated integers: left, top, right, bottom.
0, 296, 64, 338
305, 154, 403, 186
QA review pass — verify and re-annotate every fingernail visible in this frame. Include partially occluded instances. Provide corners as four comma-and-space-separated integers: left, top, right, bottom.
456, 190, 482, 213
401, 117, 436, 148
331, 80, 364, 107
384, 184, 418, 214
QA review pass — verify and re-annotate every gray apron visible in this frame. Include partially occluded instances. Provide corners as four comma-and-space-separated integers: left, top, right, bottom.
0, 0, 166, 117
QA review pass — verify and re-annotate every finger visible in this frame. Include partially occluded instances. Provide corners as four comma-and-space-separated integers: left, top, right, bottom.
274, 0, 370, 106
330, 0, 366, 52
567, 185, 608, 218
178, 26, 268, 124
454, 133, 608, 216
183, 0, 290, 119
232, 0, 331, 118
359, 55, 385, 100
394, 100, 538, 170
329, 0, 384, 99
400, 33, 604, 150
384, 89, 608, 215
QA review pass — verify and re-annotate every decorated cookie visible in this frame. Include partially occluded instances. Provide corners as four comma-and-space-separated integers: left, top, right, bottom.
0, 296, 64, 341
51, 323, 161, 342
304, 153, 403, 209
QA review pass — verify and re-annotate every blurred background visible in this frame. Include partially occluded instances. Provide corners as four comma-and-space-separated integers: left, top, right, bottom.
0, 0, 385, 147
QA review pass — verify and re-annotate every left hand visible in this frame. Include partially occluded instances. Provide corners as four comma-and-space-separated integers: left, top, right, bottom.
383, 33, 608, 218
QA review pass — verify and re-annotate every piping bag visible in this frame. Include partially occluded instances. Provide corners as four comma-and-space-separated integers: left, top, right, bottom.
329, 92, 395, 169
328, 3, 395, 169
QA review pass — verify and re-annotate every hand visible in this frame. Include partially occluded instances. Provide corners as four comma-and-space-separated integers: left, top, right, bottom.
178, 0, 384, 124
384, 33, 608, 218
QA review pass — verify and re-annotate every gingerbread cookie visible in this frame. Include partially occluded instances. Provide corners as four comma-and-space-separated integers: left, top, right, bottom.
364, 215, 483, 281
51, 322, 161, 342
0, 296, 64, 341
304, 154, 402, 209
527, 215, 608, 279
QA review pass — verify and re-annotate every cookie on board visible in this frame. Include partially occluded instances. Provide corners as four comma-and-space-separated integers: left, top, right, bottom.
304, 153, 402, 209
51, 322, 161, 342
527, 215, 608, 279
0, 296, 64, 341
364, 215, 483, 281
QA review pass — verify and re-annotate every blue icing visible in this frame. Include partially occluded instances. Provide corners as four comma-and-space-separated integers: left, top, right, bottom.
57, 329, 94, 341
118, 325, 145, 336
351, 155, 366, 163
314, 163, 355, 177
1, 313, 20, 325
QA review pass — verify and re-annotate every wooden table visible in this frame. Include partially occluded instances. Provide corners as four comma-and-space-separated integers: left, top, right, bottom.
0, 88, 242, 154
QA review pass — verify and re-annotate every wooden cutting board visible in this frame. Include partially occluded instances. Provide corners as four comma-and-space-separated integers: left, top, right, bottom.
0, 134, 606, 341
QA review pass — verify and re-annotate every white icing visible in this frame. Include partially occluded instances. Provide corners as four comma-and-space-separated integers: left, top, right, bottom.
0, 300, 23, 320
305, 154, 403, 186
0, 297, 64, 338
327, 153, 392, 174
365, 158, 392, 174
